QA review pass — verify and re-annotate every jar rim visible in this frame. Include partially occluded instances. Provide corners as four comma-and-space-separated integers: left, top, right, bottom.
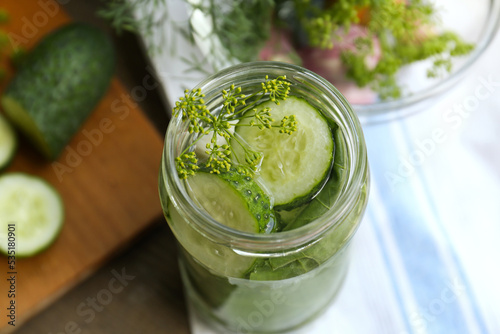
161, 61, 369, 254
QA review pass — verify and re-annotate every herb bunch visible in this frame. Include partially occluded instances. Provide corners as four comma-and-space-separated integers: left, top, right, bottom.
98, 0, 476, 101
174, 75, 296, 179
294, 0, 475, 99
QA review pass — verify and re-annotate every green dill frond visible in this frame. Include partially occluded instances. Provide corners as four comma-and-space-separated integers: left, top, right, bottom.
427, 57, 452, 78
221, 84, 246, 116
251, 107, 274, 130
262, 75, 291, 103
97, 0, 138, 33
215, 0, 275, 62
279, 115, 298, 135
205, 143, 232, 174
303, 14, 338, 49
245, 150, 263, 167
99, 0, 476, 102
97, 0, 168, 54
290, 0, 475, 100
297, 0, 362, 49
173, 75, 297, 178
176, 152, 199, 179
174, 88, 212, 134
235, 165, 256, 178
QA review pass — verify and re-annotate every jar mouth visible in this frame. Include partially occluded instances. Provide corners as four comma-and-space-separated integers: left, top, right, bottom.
161, 61, 368, 253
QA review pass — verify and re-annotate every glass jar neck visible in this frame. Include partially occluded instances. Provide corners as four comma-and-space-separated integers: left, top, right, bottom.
161, 61, 368, 255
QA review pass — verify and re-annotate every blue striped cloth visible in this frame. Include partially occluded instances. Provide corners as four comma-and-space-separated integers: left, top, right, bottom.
138, 1, 500, 332
309, 33, 500, 333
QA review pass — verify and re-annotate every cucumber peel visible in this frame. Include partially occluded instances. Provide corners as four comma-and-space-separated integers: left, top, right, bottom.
0, 173, 64, 257
186, 169, 276, 234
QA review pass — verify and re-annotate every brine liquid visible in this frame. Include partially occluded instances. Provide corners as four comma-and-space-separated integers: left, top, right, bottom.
179, 244, 351, 334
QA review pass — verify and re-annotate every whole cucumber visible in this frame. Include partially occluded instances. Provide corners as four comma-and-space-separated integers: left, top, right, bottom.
1, 22, 115, 160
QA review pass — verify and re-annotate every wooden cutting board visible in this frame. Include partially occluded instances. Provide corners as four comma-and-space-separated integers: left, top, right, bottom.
0, 2, 165, 332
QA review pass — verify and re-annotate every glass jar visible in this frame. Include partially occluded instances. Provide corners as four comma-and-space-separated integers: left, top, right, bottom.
159, 61, 369, 333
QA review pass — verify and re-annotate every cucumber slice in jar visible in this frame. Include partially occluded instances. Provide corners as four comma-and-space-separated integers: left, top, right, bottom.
0, 173, 64, 257
186, 169, 276, 234
174, 169, 276, 278
233, 96, 334, 210
0, 114, 17, 170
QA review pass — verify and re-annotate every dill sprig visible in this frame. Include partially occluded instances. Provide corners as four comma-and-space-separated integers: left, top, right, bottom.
97, 0, 169, 54
294, 0, 475, 99
174, 75, 295, 179
188, 0, 274, 63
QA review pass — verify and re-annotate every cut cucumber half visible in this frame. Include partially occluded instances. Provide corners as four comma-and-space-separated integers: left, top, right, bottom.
186, 169, 276, 234
0, 173, 64, 257
233, 96, 334, 210
0, 114, 17, 170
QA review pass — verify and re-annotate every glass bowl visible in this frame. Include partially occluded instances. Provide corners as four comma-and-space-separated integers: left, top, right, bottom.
352, 0, 500, 123
186, 0, 500, 124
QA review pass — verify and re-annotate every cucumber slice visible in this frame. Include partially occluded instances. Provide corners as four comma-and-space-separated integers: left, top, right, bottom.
0, 114, 17, 170
0, 173, 64, 257
169, 169, 275, 278
233, 96, 334, 209
186, 169, 276, 234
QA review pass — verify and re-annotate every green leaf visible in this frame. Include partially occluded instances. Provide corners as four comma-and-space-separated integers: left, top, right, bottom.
247, 257, 319, 280
283, 122, 346, 231
217, 0, 275, 62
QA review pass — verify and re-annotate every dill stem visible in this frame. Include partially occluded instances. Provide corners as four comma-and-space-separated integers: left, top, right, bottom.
229, 132, 255, 165
181, 133, 206, 156
234, 93, 264, 116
